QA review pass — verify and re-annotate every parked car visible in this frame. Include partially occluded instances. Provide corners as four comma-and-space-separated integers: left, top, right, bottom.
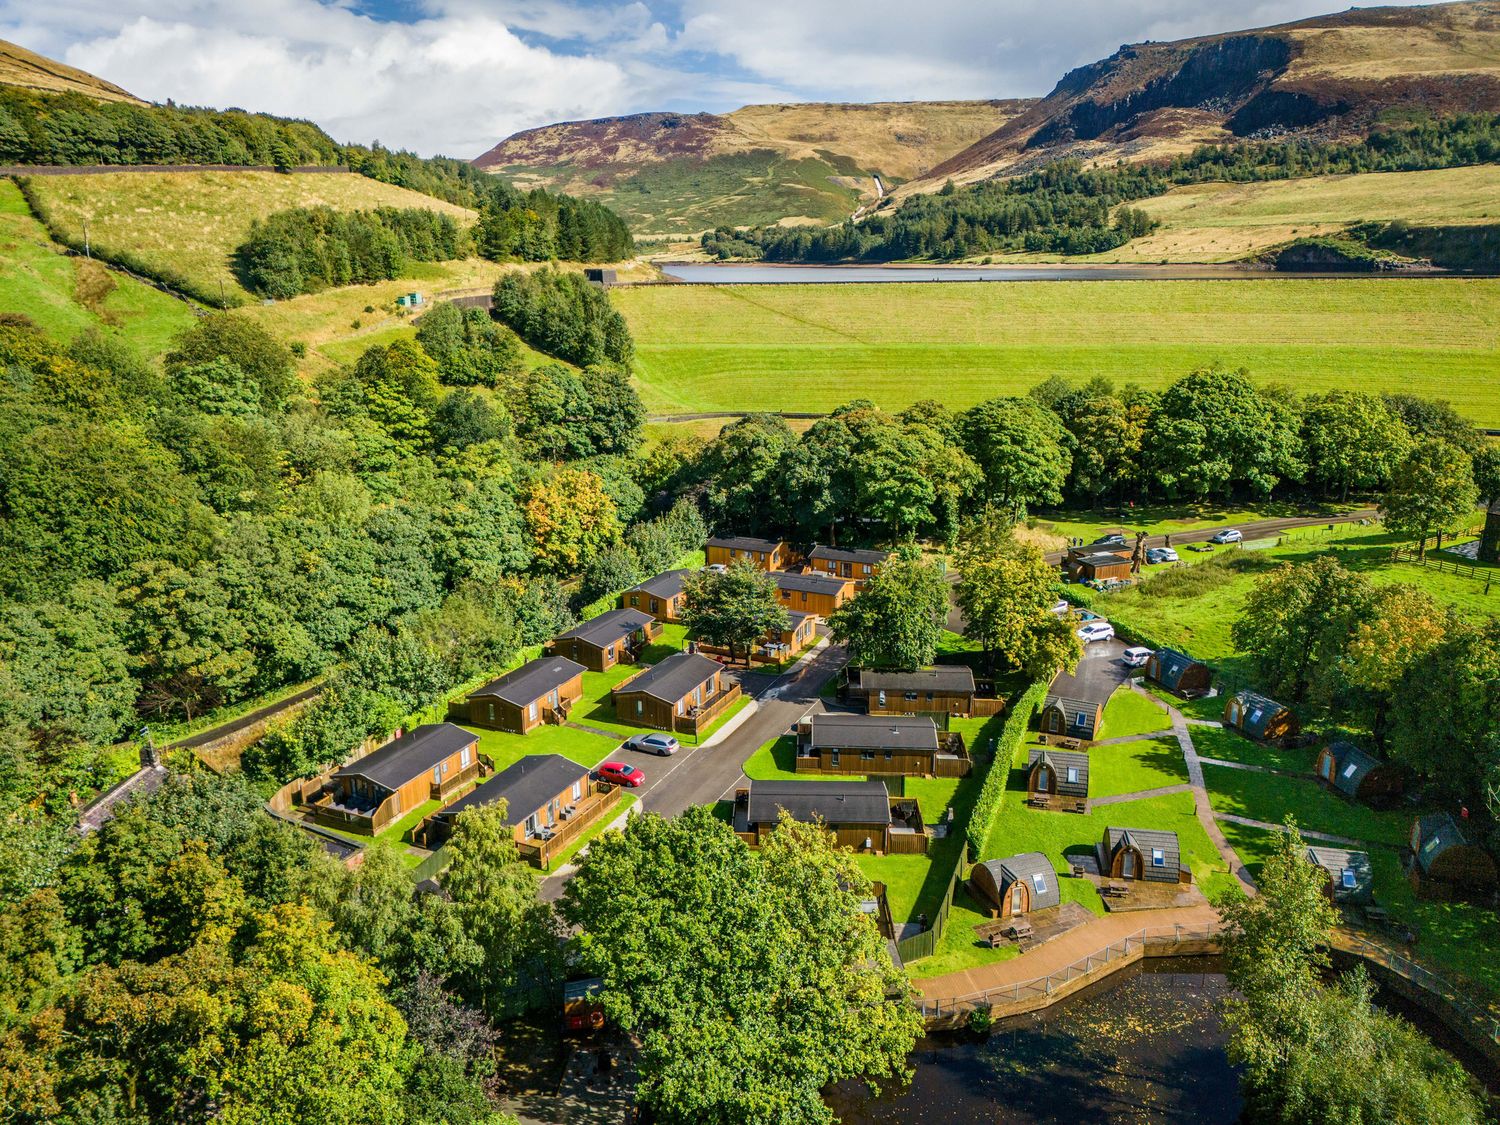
1146, 547, 1179, 564
1049, 598, 1072, 616
1122, 646, 1152, 667
625, 733, 679, 757
1077, 621, 1116, 643
1209, 528, 1243, 544
704, 563, 728, 573
598, 762, 646, 787
1091, 533, 1128, 548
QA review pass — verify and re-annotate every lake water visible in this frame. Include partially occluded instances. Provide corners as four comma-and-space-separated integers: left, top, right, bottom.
656, 263, 1413, 284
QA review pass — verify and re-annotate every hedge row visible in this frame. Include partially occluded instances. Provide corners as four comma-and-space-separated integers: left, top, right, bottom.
965, 677, 1050, 858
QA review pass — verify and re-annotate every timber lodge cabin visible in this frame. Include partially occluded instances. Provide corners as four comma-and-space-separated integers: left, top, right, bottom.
1306, 845, 1373, 905
414, 753, 596, 853
773, 571, 853, 617
447, 657, 586, 734
732, 778, 927, 854
547, 608, 659, 672
1409, 813, 1498, 901
611, 651, 740, 734
1097, 826, 1190, 884
314, 723, 481, 835
806, 544, 887, 587
858, 666, 991, 718
1064, 546, 1132, 583
1223, 689, 1298, 741
971, 852, 1062, 918
705, 535, 791, 571
1026, 747, 1089, 811
620, 569, 689, 622
1315, 741, 1408, 806
1145, 648, 1211, 696
794, 712, 970, 777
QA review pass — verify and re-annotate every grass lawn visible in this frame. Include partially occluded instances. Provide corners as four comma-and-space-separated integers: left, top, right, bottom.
462, 719, 620, 776
1201, 763, 1412, 846
1087, 737, 1189, 797
1190, 724, 1318, 773
1036, 500, 1361, 543
614, 278, 1500, 424
1142, 683, 1225, 723
1099, 690, 1171, 739
542, 792, 636, 872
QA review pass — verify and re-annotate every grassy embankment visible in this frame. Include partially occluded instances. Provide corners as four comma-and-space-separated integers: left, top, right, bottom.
614, 278, 1500, 424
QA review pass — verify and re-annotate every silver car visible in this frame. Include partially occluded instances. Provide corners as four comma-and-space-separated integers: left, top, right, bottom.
625, 733, 680, 756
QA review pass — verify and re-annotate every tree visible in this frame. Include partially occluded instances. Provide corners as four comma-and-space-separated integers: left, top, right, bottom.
1342, 585, 1451, 745
827, 549, 949, 670
414, 302, 521, 388
1300, 390, 1409, 500
561, 807, 922, 1125
679, 561, 787, 665
959, 397, 1071, 518
1232, 556, 1372, 704
1471, 443, 1500, 511
164, 313, 296, 413
1381, 438, 1478, 557
697, 414, 796, 533
522, 468, 621, 573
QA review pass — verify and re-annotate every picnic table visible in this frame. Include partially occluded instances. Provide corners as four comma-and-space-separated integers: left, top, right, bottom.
1100, 881, 1130, 899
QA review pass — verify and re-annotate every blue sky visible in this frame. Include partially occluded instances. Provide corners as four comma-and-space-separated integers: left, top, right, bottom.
0, 1, 1450, 158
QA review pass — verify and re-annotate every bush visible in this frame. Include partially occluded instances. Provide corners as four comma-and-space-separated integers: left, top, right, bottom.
966, 678, 1049, 858
491, 267, 633, 368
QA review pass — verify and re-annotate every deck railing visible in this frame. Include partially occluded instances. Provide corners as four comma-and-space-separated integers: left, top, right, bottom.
893, 842, 968, 963
1332, 931, 1500, 1046
515, 787, 622, 870
678, 683, 743, 737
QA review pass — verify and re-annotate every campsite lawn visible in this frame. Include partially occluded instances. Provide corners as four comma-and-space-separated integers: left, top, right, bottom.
1087, 737, 1190, 797
1201, 764, 1412, 847
615, 278, 1500, 424
1190, 724, 1318, 773
1099, 690, 1172, 739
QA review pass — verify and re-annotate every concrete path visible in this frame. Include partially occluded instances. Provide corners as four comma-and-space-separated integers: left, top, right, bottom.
1197, 755, 1315, 780
1090, 730, 1176, 746
1089, 783, 1193, 807
1215, 812, 1398, 851
1186, 719, 1223, 728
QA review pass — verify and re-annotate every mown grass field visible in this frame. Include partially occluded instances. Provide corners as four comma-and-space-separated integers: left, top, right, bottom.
22, 170, 476, 305
615, 277, 1500, 423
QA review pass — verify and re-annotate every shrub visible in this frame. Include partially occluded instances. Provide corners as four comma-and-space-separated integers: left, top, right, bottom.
966, 678, 1049, 858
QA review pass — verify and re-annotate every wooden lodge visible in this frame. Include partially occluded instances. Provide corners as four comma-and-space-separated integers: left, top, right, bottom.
772, 610, 818, 659
1306, 845, 1374, 905
1097, 826, 1191, 884
1145, 648, 1211, 696
971, 852, 1062, 918
858, 665, 1000, 718
705, 535, 790, 571
548, 608, 659, 673
313, 723, 481, 836
1315, 741, 1409, 806
794, 712, 970, 778
1064, 546, 1132, 583
611, 651, 740, 735
732, 778, 927, 854
806, 544, 887, 587
773, 570, 854, 617
1026, 748, 1089, 811
413, 753, 596, 852
447, 657, 586, 734
1036, 667, 1116, 742
1410, 813, 1498, 901
620, 569, 690, 623
1223, 689, 1298, 741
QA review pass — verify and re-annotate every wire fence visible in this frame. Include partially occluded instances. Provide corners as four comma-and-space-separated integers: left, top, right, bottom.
1334, 932, 1500, 1047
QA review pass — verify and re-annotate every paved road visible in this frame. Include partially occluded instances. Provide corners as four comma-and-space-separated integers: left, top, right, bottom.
168, 683, 322, 750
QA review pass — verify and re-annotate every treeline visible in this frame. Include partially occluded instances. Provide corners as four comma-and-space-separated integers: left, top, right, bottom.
237, 206, 466, 298
491, 267, 635, 367
706, 112, 1500, 262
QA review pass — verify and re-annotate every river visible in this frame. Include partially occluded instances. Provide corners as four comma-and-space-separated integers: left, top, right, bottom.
655, 263, 1444, 284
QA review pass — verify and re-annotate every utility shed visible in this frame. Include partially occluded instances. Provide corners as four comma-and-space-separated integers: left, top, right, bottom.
1146, 648, 1211, 695
1306, 845, 1374, 904
1027, 748, 1090, 809
1223, 690, 1298, 741
971, 852, 1061, 917
1098, 826, 1189, 884
1410, 813, 1498, 901
1315, 741, 1408, 806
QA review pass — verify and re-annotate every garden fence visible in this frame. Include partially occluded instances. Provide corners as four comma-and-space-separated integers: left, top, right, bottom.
409, 845, 452, 883
1335, 932, 1500, 1047
894, 842, 968, 963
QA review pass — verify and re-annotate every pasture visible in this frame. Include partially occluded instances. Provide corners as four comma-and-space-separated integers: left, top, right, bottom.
614, 277, 1500, 423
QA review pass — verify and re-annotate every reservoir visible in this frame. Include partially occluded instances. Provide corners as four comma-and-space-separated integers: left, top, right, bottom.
655, 262, 1448, 284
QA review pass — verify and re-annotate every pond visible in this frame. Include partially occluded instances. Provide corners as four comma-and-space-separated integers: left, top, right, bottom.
655, 263, 1428, 285
826, 958, 1241, 1124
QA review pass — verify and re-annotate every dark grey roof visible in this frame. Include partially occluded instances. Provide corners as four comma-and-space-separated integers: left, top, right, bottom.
628, 569, 689, 600
774, 571, 849, 596
1413, 813, 1469, 872
470, 657, 586, 707
1047, 667, 1116, 709
553, 608, 655, 648
1306, 845, 1373, 900
1150, 648, 1206, 691
860, 666, 976, 694
435, 754, 588, 823
613, 651, 721, 704
1231, 690, 1289, 737
976, 852, 1062, 911
1103, 826, 1182, 882
1075, 551, 1132, 567
336, 723, 475, 791
745, 779, 891, 827
1044, 695, 1104, 721
1028, 748, 1090, 797
808, 545, 888, 566
1324, 742, 1381, 797
781, 610, 815, 628
807, 713, 938, 752
707, 535, 784, 552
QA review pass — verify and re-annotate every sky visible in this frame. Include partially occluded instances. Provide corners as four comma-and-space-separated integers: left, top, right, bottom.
0, 1, 1451, 159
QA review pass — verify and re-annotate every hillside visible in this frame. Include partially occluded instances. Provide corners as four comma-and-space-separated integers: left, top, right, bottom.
903, 0, 1500, 195
0, 38, 142, 104
475, 100, 1029, 235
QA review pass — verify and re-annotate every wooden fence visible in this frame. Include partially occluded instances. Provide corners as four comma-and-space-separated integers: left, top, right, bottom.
894, 841, 968, 963
1390, 546, 1494, 587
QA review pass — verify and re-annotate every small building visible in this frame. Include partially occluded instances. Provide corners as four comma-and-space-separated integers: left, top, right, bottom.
859, 666, 979, 718
1026, 748, 1090, 810
1097, 826, 1190, 884
971, 852, 1062, 917
1036, 667, 1116, 741
314, 723, 480, 835
448, 657, 586, 734
620, 569, 690, 622
583, 268, 618, 287
1480, 499, 1500, 565
1222, 690, 1298, 741
1305, 845, 1374, 905
611, 651, 739, 733
794, 712, 969, 777
734, 778, 925, 854
1065, 547, 1132, 583
774, 571, 854, 617
806, 544, 888, 586
414, 753, 594, 850
1410, 813, 1499, 901
1315, 741, 1408, 806
1145, 648, 1211, 695
548, 608, 659, 673
562, 978, 605, 1034
705, 535, 790, 571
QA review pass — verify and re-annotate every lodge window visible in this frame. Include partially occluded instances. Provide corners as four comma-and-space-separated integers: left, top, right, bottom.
1066, 767, 1080, 784
862, 564, 872, 575
460, 747, 471, 768
572, 781, 583, 800
904, 691, 918, 701
861, 750, 875, 760
650, 598, 659, 613
629, 594, 639, 606
487, 702, 495, 722
1151, 848, 1166, 868
877, 690, 887, 707
884, 750, 893, 761
635, 699, 644, 716
432, 766, 441, 785
925, 692, 933, 702
529, 701, 539, 722
1037, 770, 1050, 792
1075, 712, 1087, 727
1031, 873, 1047, 895
1342, 763, 1358, 779
831, 751, 841, 767
1341, 868, 1357, 889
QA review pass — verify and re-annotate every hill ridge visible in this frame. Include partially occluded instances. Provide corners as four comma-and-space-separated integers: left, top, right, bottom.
0, 38, 143, 104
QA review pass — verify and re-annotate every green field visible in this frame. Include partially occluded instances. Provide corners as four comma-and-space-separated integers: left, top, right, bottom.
614, 278, 1500, 423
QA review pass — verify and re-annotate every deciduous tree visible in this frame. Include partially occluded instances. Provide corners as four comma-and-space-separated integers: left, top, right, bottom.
828, 549, 949, 670
1381, 438, 1478, 557
680, 561, 787, 665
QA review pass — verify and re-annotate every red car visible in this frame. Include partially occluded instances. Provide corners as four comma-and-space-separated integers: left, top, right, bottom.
598, 761, 645, 788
